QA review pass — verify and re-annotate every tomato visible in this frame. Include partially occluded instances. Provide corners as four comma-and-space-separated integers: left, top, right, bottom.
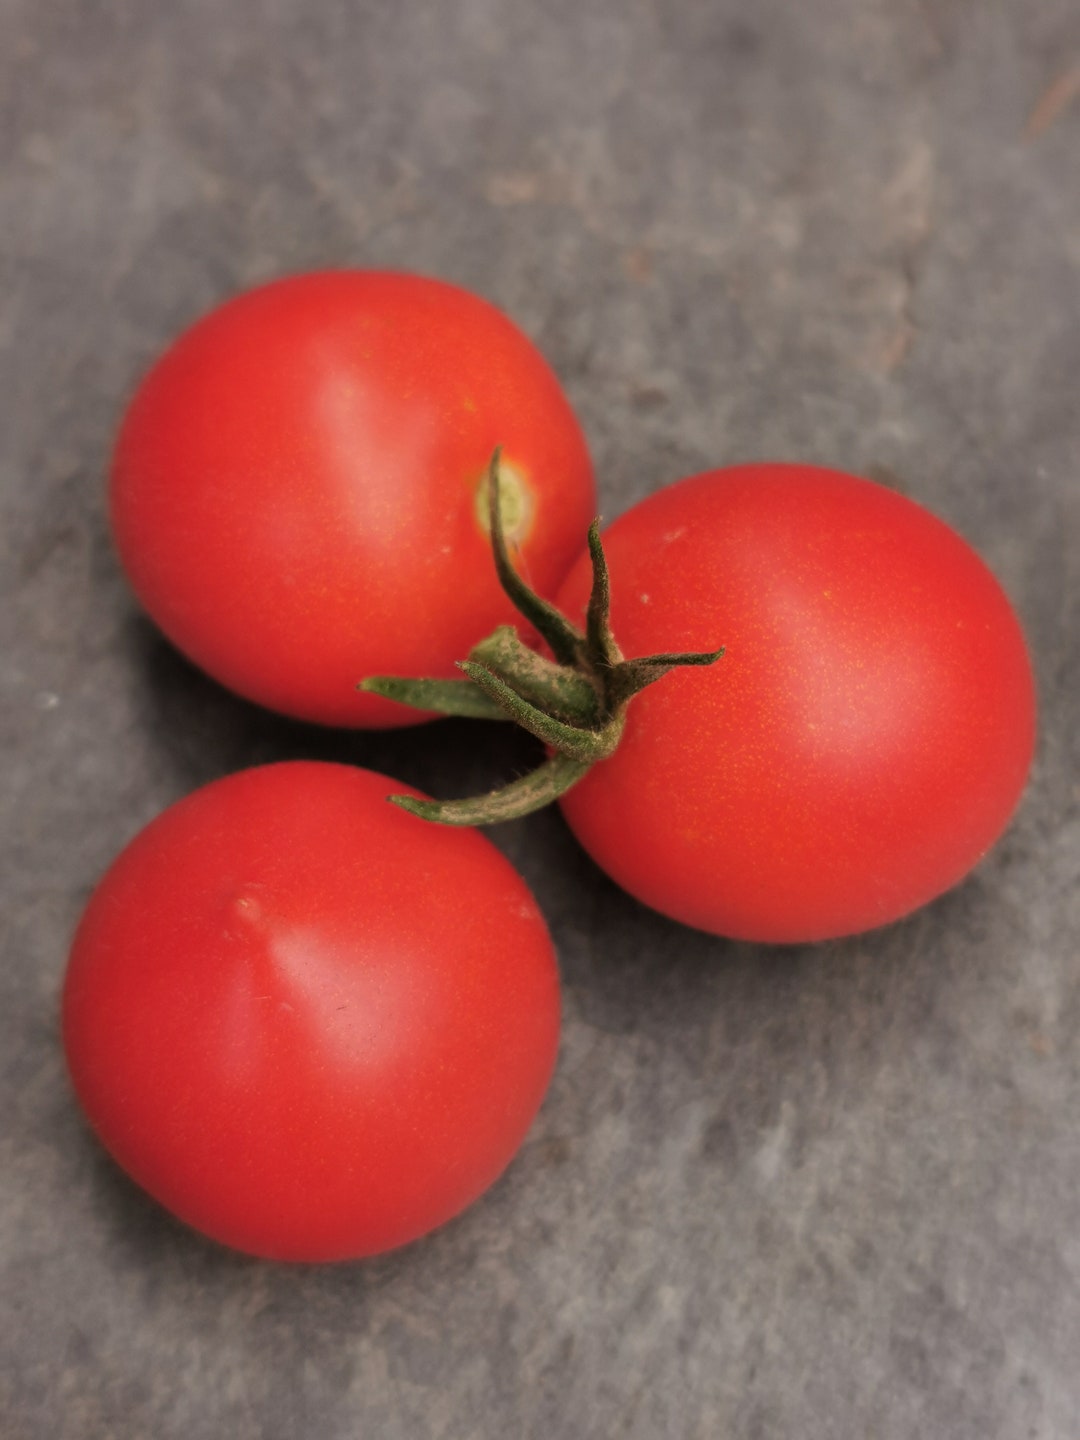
554, 464, 1036, 944
62, 763, 560, 1261
110, 271, 594, 727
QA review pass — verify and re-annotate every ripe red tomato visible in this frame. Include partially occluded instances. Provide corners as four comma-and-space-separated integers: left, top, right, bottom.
555, 464, 1036, 944
110, 271, 594, 727
62, 763, 560, 1261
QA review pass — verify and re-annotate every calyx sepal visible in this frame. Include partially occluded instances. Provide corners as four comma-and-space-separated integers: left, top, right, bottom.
358, 450, 724, 824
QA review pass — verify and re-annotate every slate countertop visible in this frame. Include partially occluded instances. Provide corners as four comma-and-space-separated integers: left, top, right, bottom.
3, 2, 1079, 1436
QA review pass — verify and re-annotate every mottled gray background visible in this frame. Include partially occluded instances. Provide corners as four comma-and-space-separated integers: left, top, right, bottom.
3, 1, 1079, 1436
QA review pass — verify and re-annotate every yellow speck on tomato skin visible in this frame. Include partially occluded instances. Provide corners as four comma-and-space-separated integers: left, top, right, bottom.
462, 397, 477, 413
229, 894, 262, 923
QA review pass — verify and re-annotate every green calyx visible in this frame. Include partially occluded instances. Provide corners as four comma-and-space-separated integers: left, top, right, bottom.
359, 449, 724, 825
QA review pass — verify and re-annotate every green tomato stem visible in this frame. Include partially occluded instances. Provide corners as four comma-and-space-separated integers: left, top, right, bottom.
390, 752, 590, 826
362, 449, 724, 826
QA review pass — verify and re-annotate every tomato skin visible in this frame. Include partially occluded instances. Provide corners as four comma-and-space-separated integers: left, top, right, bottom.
62, 763, 560, 1261
555, 465, 1037, 944
110, 271, 594, 728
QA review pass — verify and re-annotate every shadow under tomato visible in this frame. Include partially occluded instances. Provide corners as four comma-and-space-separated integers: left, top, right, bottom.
124, 610, 548, 818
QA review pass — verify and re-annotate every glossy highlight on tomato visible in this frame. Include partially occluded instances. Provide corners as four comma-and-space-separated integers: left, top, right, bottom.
62, 763, 561, 1261
110, 271, 595, 727
555, 464, 1037, 944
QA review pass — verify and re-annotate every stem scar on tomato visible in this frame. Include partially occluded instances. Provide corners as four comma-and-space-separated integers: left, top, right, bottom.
473, 454, 534, 548
360, 449, 725, 823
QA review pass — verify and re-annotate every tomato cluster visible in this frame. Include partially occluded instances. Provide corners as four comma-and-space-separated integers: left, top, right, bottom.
64, 271, 1036, 1261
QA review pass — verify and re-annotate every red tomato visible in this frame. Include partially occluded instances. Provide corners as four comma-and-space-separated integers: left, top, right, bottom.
110, 271, 594, 727
62, 763, 560, 1261
555, 464, 1036, 944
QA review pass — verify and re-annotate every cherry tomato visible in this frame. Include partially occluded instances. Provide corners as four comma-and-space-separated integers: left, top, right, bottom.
62, 763, 560, 1261
110, 271, 594, 727
555, 464, 1036, 944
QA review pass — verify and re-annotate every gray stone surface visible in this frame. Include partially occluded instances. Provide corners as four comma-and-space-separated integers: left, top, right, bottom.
3, 0, 1079, 1435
